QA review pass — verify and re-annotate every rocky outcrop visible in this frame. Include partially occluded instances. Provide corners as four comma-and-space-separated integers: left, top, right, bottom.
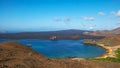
0, 42, 120, 68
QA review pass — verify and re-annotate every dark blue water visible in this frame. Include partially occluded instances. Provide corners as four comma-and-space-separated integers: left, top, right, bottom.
0, 39, 106, 58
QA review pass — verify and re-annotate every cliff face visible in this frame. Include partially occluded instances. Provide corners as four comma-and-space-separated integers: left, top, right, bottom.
0, 42, 120, 68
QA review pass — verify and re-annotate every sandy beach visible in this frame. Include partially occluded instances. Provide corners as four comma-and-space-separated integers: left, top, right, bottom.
96, 44, 120, 58
71, 44, 120, 61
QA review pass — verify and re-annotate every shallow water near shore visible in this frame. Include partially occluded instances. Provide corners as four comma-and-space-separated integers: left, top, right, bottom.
0, 39, 106, 58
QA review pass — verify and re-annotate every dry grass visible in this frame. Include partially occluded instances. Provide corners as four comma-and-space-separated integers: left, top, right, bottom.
0, 42, 120, 68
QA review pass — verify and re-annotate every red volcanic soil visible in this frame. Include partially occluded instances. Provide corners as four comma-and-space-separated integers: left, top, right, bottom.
0, 42, 120, 68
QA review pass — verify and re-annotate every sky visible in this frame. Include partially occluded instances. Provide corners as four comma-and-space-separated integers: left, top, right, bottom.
0, 0, 120, 32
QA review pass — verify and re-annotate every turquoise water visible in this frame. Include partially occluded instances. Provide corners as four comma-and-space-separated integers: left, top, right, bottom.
0, 39, 106, 58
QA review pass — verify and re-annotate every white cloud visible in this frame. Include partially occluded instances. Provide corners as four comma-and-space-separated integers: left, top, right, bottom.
116, 21, 120, 24
54, 17, 61, 22
109, 10, 120, 17
98, 12, 105, 16
89, 17, 95, 21
88, 26, 94, 30
81, 16, 95, 21
81, 23, 86, 26
116, 10, 120, 17
110, 11, 116, 15
92, 24, 96, 27
89, 26, 94, 29
82, 17, 88, 21
64, 17, 70, 22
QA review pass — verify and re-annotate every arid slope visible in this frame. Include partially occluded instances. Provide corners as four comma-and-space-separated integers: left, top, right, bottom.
0, 42, 120, 68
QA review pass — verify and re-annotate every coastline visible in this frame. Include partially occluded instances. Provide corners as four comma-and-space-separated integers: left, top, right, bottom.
95, 44, 120, 58
1, 39, 120, 60
72, 44, 120, 61
1, 42, 120, 68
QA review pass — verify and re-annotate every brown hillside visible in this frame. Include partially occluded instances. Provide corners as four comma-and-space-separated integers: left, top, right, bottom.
0, 42, 120, 68
84, 35, 120, 46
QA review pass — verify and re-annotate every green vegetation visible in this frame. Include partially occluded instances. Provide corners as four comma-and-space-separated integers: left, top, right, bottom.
89, 57, 120, 63
116, 48, 120, 58
88, 48, 120, 63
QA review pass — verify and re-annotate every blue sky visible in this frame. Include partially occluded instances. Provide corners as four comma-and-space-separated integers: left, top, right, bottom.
0, 0, 120, 32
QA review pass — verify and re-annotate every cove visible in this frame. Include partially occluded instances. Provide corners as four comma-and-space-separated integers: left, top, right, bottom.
0, 39, 106, 58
